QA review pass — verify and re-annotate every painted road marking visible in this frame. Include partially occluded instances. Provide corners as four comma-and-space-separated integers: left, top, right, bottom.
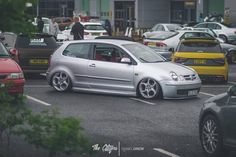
200, 92, 216, 97
130, 98, 156, 105
153, 148, 180, 157
26, 95, 52, 106
25, 85, 50, 88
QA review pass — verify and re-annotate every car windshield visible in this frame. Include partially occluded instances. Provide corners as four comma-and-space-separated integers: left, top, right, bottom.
123, 43, 165, 63
166, 24, 182, 31
178, 41, 222, 53
84, 24, 105, 31
147, 31, 178, 40
0, 43, 9, 57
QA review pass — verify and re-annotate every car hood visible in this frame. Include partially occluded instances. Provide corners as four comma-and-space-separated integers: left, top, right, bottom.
143, 61, 196, 76
0, 58, 21, 73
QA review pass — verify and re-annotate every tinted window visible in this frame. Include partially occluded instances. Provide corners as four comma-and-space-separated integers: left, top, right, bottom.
0, 42, 9, 57
123, 43, 165, 63
181, 32, 213, 39
147, 32, 178, 40
94, 44, 128, 63
63, 43, 90, 59
84, 25, 105, 31
15, 36, 58, 49
178, 42, 222, 53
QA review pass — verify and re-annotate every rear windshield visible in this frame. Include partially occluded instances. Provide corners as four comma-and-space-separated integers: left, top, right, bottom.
166, 24, 182, 31
15, 36, 58, 49
0, 43, 9, 57
147, 32, 178, 40
1, 33, 17, 47
84, 25, 105, 31
178, 42, 222, 53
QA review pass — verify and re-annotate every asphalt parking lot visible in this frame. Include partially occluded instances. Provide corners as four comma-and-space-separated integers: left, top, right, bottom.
10, 64, 236, 157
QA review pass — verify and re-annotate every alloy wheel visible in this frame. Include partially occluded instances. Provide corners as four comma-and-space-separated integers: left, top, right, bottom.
201, 116, 220, 154
138, 78, 159, 99
52, 72, 71, 92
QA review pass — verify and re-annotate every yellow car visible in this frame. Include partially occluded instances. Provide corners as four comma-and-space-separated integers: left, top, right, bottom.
172, 38, 228, 83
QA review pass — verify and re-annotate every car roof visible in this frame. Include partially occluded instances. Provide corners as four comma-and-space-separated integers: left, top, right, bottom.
63, 39, 135, 46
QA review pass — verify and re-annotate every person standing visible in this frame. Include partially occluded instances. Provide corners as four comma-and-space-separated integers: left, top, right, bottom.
70, 17, 84, 40
37, 16, 44, 33
51, 17, 60, 40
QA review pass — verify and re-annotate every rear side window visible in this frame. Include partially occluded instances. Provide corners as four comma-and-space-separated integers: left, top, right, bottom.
178, 42, 222, 53
147, 32, 178, 40
63, 43, 91, 59
84, 25, 105, 30
15, 36, 58, 49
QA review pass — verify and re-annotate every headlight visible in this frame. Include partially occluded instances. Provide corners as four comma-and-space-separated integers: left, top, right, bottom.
170, 71, 178, 81
7, 73, 24, 79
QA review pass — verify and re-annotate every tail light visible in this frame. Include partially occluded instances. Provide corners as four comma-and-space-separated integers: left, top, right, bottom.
143, 42, 148, 46
214, 58, 225, 65
156, 42, 167, 47
84, 32, 89, 35
103, 32, 108, 35
174, 57, 188, 63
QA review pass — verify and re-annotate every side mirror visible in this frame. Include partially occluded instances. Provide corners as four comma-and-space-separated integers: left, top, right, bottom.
121, 57, 132, 64
0, 35, 5, 41
9, 48, 18, 56
228, 85, 236, 96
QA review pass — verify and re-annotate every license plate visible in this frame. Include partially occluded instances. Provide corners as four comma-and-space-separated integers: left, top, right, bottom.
148, 42, 156, 47
92, 33, 100, 36
194, 59, 206, 64
29, 59, 48, 65
188, 90, 198, 96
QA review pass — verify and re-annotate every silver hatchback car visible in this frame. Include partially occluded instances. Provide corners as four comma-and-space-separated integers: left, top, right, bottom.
46, 40, 201, 99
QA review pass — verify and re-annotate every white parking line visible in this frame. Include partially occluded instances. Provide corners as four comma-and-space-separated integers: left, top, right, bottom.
200, 92, 216, 97
25, 85, 50, 88
228, 81, 236, 85
26, 95, 52, 106
129, 98, 156, 105
153, 148, 180, 157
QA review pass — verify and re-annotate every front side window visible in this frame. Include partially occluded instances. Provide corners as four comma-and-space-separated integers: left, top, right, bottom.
123, 43, 165, 63
63, 43, 90, 59
94, 44, 128, 63
195, 23, 207, 28
178, 42, 222, 53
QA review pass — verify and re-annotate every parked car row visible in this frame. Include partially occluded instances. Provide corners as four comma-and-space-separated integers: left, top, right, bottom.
1, 30, 236, 157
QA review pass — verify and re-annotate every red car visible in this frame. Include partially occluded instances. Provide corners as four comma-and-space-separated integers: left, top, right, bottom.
0, 42, 24, 95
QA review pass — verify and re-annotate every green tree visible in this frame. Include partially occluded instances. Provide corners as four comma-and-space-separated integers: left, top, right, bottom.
0, 0, 37, 33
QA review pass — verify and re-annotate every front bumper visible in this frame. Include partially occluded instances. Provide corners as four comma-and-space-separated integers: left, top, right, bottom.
0, 79, 25, 94
190, 65, 228, 81
160, 80, 201, 99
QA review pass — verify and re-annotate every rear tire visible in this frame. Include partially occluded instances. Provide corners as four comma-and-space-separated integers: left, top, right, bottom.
51, 71, 72, 92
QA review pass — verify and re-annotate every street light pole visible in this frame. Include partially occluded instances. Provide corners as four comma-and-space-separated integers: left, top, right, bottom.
37, 0, 39, 16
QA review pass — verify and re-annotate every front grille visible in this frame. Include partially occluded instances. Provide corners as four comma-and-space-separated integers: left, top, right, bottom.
177, 88, 200, 95
183, 74, 197, 81
0, 74, 7, 80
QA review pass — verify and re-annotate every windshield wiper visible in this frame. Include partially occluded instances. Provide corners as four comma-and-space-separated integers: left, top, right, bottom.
0, 54, 9, 57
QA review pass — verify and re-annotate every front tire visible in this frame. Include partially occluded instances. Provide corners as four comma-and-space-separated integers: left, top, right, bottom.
138, 78, 161, 99
51, 71, 72, 92
200, 115, 228, 157
219, 35, 228, 43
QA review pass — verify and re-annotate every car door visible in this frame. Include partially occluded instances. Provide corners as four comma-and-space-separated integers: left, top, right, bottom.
87, 43, 135, 93
62, 43, 91, 88
222, 95, 236, 147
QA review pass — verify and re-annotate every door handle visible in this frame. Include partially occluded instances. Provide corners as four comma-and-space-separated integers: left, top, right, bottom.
89, 64, 96, 68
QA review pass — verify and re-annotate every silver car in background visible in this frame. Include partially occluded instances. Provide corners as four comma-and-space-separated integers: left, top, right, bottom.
46, 40, 201, 99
